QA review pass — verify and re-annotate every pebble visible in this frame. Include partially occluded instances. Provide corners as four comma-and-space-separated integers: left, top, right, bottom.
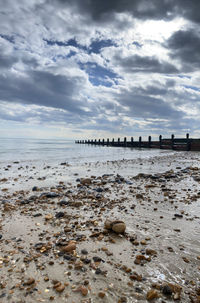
24, 278, 35, 286
162, 284, 172, 296
146, 289, 159, 301
80, 286, 88, 296
55, 211, 65, 218
62, 243, 76, 253
104, 219, 126, 234
98, 291, 106, 298
112, 222, 126, 234
55, 284, 65, 293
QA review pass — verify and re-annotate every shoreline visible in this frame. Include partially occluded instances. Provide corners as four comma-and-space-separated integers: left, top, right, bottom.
0, 152, 200, 302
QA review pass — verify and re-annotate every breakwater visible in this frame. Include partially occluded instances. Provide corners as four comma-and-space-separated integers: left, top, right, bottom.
75, 134, 200, 151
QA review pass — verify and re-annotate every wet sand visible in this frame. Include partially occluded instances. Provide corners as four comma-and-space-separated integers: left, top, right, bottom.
0, 151, 200, 303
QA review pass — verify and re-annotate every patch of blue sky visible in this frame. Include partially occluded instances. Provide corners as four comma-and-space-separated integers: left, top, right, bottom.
178, 75, 191, 79
88, 39, 116, 54
79, 62, 118, 87
132, 41, 142, 48
184, 85, 200, 91
44, 38, 87, 51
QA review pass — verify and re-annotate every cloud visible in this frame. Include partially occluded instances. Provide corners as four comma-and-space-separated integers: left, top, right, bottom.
112, 53, 178, 74
0, 0, 200, 138
0, 69, 91, 116
166, 29, 200, 72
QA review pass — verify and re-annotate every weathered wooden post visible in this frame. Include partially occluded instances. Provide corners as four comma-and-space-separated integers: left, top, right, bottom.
98, 139, 101, 145
94, 139, 97, 144
186, 133, 191, 151
102, 139, 105, 146
171, 134, 174, 150
118, 138, 120, 146
124, 137, 127, 147
107, 138, 109, 146
139, 136, 142, 148
131, 137, 134, 146
88, 139, 90, 144
91, 139, 93, 144
112, 138, 114, 146
148, 136, 151, 148
159, 135, 162, 149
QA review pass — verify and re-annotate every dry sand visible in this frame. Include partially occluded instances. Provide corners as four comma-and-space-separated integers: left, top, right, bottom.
0, 151, 200, 303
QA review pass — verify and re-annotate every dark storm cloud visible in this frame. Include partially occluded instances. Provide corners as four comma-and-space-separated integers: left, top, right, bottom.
0, 70, 90, 116
54, 0, 175, 21
166, 29, 200, 71
52, 0, 200, 24
113, 54, 178, 74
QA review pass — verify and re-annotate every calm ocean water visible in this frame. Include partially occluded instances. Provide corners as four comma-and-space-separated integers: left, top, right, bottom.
0, 138, 174, 165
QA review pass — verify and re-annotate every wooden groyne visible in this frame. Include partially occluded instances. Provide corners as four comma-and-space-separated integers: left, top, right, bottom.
75, 134, 200, 151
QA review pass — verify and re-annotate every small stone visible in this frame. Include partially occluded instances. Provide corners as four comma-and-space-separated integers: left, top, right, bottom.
81, 178, 92, 185
104, 219, 112, 230
162, 284, 172, 296
55, 285, 65, 293
55, 212, 65, 219
93, 256, 102, 262
112, 222, 126, 234
62, 243, 76, 253
98, 292, 105, 298
45, 214, 53, 220
24, 278, 35, 286
173, 292, 181, 300
80, 286, 88, 296
182, 256, 190, 263
146, 289, 159, 301
146, 249, 157, 256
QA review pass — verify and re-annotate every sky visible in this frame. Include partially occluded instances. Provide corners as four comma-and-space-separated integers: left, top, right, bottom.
0, 0, 200, 139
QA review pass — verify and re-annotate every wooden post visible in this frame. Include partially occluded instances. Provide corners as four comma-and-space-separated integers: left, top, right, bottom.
102, 139, 105, 146
91, 139, 93, 144
124, 137, 127, 147
148, 136, 151, 148
118, 138, 120, 146
171, 134, 174, 150
88, 139, 90, 144
186, 133, 191, 151
98, 139, 100, 145
131, 137, 134, 146
94, 139, 97, 144
159, 135, 162, 149
107, 138, 109, 146
139, 136, 142, 148
112, 138, 114, 146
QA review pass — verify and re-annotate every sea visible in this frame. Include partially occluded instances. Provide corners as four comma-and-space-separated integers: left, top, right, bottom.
0, 137, 175, 166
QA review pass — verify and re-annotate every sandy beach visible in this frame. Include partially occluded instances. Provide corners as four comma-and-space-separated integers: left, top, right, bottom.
0, 151, 200, 303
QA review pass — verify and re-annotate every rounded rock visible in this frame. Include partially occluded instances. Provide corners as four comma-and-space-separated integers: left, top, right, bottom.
112, 222, 126, 234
